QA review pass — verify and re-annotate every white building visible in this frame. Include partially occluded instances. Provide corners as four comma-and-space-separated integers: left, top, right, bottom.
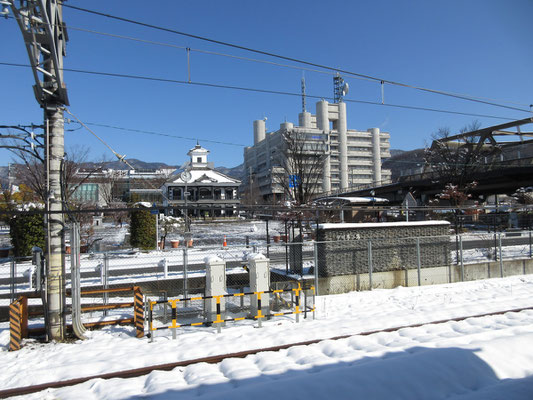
243, 99, 392, 202
162, 144, 241, 217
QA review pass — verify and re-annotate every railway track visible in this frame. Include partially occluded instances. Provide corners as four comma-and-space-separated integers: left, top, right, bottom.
2, 305, 532, 399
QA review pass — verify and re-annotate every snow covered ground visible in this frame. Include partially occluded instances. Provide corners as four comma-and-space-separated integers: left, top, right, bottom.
2, 275, 533, 399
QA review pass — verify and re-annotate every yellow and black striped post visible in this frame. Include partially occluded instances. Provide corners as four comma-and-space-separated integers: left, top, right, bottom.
9, 300, 22, 351
133, 286, 144, 338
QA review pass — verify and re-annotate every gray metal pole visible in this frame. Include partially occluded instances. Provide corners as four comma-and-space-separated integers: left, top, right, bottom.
9, 1, 69, 341
70, 223, 86, 340
416, 237, 421, 286
155, 213, 159, 251
314, 241, 319, 296
183, 247, 189, 302
459, 235, 464, 282
529, 230, 532, 258
499, 233, 503, 277
368, 240, 373, 290
103, 253, 109, 316
10, 257, 16, 303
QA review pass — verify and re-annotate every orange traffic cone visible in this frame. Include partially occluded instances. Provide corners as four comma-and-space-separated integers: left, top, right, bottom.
223, 235, 227, 247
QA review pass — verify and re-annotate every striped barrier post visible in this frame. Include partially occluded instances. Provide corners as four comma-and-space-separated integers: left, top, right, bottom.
293, 284, 301, 323
9, 297, 27, 351
133, 286, 144, 338
254, 292, 264, 328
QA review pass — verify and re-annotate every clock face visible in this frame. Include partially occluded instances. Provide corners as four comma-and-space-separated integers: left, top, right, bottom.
181, 171, 192, 182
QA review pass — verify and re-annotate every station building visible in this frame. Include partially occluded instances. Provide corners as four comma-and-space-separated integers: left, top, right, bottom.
162, 144, 241, 217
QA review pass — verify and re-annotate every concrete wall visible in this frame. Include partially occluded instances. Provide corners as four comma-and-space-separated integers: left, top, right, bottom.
316, 221, 451, 277
310, 257, 533, 295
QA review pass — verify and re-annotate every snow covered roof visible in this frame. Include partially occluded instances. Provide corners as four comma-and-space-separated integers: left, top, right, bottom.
314, 196, 389, 205
165, 168, 240, 185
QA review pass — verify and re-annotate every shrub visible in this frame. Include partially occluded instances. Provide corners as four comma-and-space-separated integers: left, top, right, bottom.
9, 212, 45, 257
129, 209, 156, 250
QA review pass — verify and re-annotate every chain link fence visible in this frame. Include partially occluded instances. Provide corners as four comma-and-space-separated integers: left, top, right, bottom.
1, 210, 533, 322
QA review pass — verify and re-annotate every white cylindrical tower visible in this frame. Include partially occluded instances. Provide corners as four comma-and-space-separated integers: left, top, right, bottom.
253, 119, 266, 144
298, 112, 312, 128
370, 128, 382, 185
338, 101, 348, 190
316, 100, 331, 192
280, 122, 294, 130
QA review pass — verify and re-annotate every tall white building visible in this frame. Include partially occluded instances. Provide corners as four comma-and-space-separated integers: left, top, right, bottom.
243, 100, 391, 202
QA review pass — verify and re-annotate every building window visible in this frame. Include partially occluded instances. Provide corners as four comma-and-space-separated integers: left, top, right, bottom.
72, 183, 98, 203
197, 157, 202, 163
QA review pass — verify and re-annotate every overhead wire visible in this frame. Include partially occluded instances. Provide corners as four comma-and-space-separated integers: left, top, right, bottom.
64, 108, 174, 203
81, 122, 246, 147
0, 61, 521, 122
8, 12, 529, 110
61, 3, 532, 113
61, 23, 344, 80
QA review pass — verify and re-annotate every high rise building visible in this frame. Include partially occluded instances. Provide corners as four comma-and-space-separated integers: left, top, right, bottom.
242, 99, 391, 202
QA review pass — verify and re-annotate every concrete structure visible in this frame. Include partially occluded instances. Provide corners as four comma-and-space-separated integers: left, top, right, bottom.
316, 221, 451, 277
247, 253, 270, 319
205, 256, 226, 324
243, 100, 391, 202
162, 144, 240, 217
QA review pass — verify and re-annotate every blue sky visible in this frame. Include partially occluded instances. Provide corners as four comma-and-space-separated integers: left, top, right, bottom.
1, 0, 532, 168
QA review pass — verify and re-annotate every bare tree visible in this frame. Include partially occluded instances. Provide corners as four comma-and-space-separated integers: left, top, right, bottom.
9, 143, 97, 205
273, 130, 328, 205
424, 120, 499, 195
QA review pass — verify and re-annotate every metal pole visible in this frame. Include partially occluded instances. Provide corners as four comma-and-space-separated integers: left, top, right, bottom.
529, 230, 531, 258
71, 223, 86, 339
416, 237, 421, 286
183, 247, 189, 303
285, 220, 289, 274
266, 219, 270, 258
10, 257, 16, 303
368, 240, 373, 290
103, 253, 109, 316
314, 241, 319, 296
9, 1, 69, 341
459, 235, 464, 282
499, 233, 503, 277
155, 213, 159, 251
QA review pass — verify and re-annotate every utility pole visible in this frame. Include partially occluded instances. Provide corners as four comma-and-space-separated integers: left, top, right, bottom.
9, 0, 69, 341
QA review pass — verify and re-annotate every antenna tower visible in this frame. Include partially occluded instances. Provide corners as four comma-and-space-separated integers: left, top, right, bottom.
301, 77, 306, 112
334, 73, 349, 103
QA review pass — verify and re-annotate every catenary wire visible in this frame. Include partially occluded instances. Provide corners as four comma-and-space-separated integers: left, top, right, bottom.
0, 61, 521, 121
61, 4, 532, 113
6, 12, 528, 109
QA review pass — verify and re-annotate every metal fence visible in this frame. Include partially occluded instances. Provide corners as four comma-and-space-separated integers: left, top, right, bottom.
2, 229, 532, 305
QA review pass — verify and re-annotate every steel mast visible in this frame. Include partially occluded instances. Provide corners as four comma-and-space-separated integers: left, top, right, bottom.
9, 0, 69, 340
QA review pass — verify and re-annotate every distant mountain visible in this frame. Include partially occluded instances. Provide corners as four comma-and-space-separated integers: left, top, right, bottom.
81, 158, 245, 180
215, 164, 244, 180
80, 159, 177, 171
